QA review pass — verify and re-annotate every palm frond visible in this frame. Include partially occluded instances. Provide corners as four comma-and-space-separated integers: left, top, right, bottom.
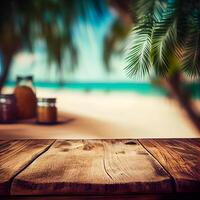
125, 0, 166, 78
125, 17, 153, 77
151, 1, 177, 76
136, 0, 166, 22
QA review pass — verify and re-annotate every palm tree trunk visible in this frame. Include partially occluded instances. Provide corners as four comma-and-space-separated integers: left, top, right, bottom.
163, 73, 200, 132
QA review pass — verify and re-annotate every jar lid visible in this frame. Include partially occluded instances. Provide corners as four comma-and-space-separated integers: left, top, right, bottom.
37, 98, 56, 103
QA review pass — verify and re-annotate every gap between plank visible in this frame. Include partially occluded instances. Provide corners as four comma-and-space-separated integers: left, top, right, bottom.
137, 139, 177, 193
9, 139, 56, 195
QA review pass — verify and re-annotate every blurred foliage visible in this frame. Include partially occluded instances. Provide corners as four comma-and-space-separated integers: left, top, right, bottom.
103, 18, 131, 72
0, 0, 106, 86
103, 0, 135, 71
0, 0, 138, 89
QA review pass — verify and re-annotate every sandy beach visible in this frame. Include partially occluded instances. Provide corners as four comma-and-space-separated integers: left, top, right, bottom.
0, 87, 199, 139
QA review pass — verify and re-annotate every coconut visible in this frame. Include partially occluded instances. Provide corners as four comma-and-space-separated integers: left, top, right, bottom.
14, 86, 37, 119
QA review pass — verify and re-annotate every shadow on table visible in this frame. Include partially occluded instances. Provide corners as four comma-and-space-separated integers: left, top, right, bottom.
0, 110, 140, 139
16, 114, 76, 126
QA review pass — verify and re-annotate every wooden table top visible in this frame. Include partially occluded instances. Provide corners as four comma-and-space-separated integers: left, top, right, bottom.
0, 139, 200, 199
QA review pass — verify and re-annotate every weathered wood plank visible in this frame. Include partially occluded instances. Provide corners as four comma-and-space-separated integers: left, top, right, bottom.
0, 140, 54, 195
11, 139, 172, 195
139, 139, 200, 192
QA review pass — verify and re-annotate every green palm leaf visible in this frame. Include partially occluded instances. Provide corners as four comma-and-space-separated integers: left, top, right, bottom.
151, 1, 177, 76
125, 0, 166, 78
136, 0, 166, 22
125, 19, 153, 77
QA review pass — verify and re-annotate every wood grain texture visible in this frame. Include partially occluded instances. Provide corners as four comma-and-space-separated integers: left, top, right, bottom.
11, 139, 172, 195
3, 194, 200, 200
139, 139, 200, 192
0, 140, 54, 195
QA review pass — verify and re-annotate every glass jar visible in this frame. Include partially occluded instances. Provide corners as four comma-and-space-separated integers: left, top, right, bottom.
0, 94, 17, 123
16, 75, 35, 92
15, 75, 37, 119
37, 98, 57, 124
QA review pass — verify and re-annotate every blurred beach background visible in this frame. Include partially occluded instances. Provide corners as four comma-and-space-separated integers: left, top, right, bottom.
0, 0, 200, 139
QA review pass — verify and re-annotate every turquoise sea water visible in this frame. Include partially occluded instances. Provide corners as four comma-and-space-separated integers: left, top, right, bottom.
5, 81, 200, 98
